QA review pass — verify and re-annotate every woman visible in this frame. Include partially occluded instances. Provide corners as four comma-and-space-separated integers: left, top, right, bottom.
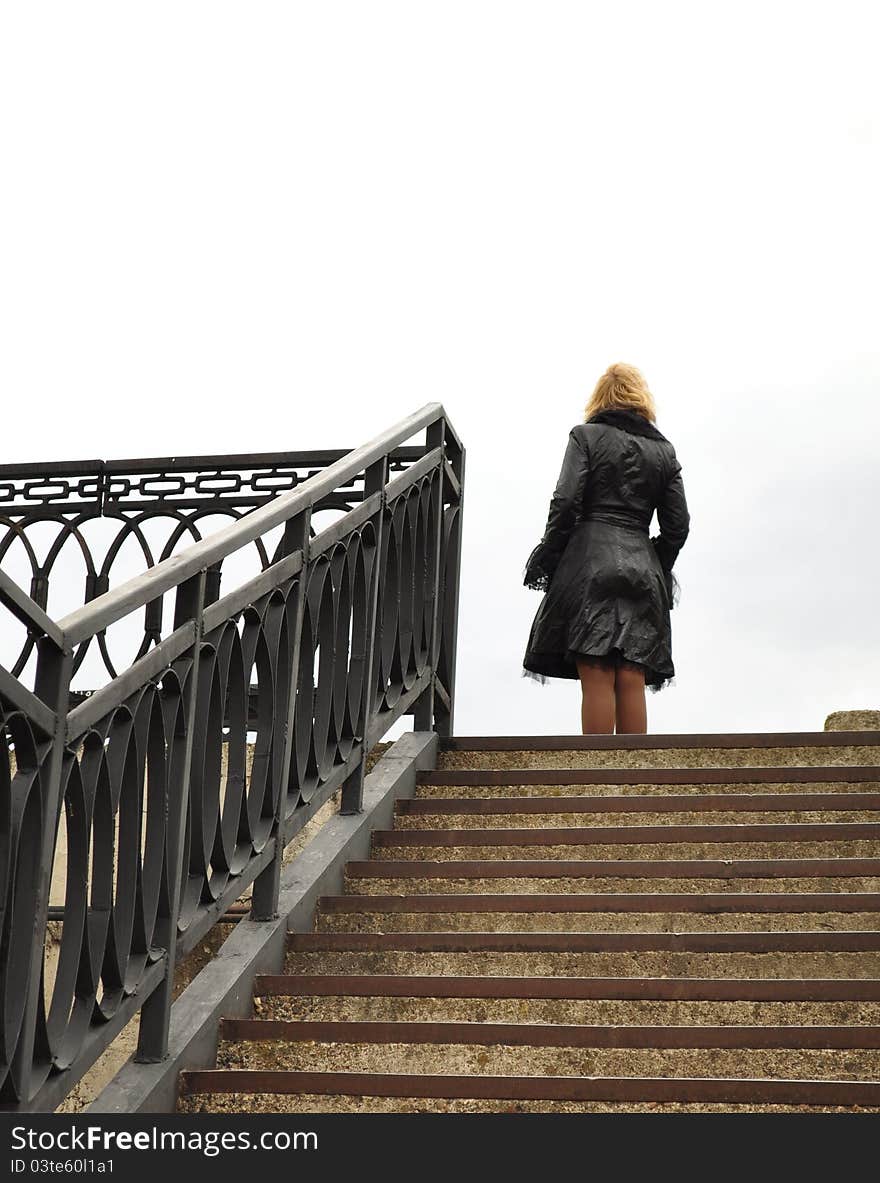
522, 363, 690, 734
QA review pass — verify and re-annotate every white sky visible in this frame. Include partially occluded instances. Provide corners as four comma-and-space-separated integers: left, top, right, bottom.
2, 2, 878, 736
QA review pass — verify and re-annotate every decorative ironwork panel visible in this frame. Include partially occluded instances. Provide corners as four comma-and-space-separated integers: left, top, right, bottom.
0, 447, 423, 687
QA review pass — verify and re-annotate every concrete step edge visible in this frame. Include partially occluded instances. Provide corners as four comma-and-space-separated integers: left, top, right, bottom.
439, 733, 880, 752
178, 1068, 880, 1105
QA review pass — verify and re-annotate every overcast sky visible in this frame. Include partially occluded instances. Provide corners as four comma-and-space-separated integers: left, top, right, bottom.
2, 3, 878, 737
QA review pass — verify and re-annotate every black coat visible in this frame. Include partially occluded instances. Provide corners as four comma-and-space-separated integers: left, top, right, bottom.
522, 407, 690, 692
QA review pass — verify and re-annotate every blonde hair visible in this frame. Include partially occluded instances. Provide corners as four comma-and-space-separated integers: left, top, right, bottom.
584, 362, 656, 423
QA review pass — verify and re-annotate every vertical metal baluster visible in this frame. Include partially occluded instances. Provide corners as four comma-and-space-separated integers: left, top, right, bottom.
413, 417, 446, 732
251, 509, 311, 921
340, 454, 388, 815
135, 569, 206, 1062
13, 634, 72, 1101
203, 560, 223, 607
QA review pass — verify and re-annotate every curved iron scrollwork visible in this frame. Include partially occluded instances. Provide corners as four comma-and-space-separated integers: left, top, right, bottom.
0, 404, 464, 1109
0, 446, 422, 685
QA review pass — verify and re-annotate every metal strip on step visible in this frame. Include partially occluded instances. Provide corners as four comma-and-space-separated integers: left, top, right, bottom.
318, 891, 880, 914
372, 822, 880, 846
345, 857, 880, 880
419, 766, 880, 786
217, 1018, 880, 1050
400, 793, 880, 815
288, 930, 880, 953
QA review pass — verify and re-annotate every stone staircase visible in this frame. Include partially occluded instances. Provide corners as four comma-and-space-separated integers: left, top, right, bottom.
177, 731, 880, 1113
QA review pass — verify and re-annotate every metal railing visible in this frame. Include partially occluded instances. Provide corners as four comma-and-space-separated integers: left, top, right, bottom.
0, 403, 464, 1109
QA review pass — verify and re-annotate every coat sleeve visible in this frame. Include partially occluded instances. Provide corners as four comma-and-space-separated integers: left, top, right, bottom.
651, 453, 690, 607
524, 428, 591, 590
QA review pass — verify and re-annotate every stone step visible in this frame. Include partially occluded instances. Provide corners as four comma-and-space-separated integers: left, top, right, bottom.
212, 1034, 880, 1081
436, 733, 880, 771
258, 972, 880, 1002
419, 768, 880, 790
284, 945, 880, 980
290, 931, 880, 953
314, 893, 880, 933
416, 779, 880, 800
177, 1069, 880, 1113
219, 1017, 880, 1048
212, 1036, 880, 1083
371, 822, 880, 863
255, 992, 880, 1028
318, 912, 880, 934
374, 846, 880, 861
395, 809, 880, 832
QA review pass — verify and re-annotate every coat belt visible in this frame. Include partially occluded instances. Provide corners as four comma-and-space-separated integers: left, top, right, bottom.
581, 511, 649, 534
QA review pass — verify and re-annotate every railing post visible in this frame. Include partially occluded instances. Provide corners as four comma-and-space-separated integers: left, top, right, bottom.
435, 429, 465, 737
250, 509, 311, 921
135, 569, 206, 1062
413, 417, 446, 732
12, 633, 72, 1101
340, 455, 388, 815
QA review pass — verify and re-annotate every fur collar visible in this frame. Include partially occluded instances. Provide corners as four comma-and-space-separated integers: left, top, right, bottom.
586, 407, 668, 442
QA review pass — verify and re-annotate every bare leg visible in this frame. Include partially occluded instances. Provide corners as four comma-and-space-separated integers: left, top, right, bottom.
615, 663, 647, 733
575, 658, 616, 734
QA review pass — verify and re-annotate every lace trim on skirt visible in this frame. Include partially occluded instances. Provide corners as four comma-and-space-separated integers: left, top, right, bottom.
522, 664, 676, 693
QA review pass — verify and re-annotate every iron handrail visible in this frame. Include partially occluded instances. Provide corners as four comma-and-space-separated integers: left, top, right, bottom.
0, 402, 465, 1110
